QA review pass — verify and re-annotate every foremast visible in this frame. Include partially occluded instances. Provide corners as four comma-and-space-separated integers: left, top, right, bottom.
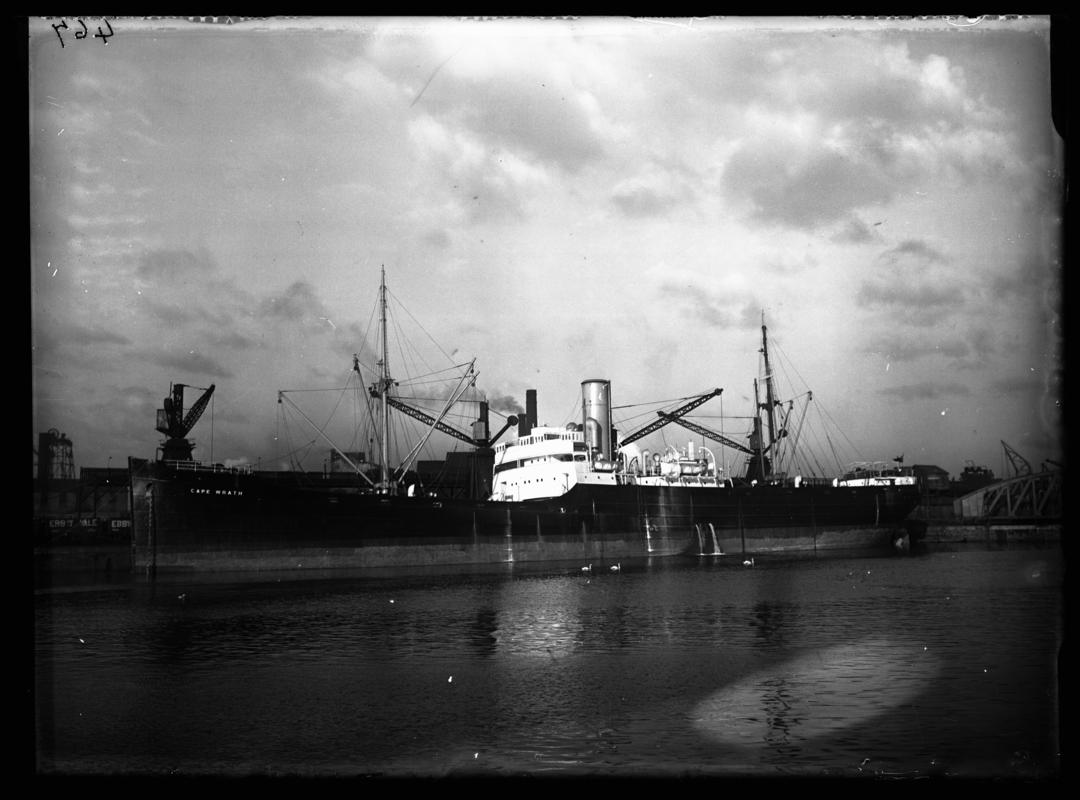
374, 266, 393, 491
362, 266, 484, 496
760, 315, 779, 455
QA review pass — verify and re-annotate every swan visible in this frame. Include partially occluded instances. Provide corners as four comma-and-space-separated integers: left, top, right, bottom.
742, 557, 755, 567
610, 563, 621, 572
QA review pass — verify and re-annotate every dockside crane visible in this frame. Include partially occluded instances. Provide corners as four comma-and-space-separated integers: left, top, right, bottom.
1001, 440, 1032, 478
156, 383, 216, 461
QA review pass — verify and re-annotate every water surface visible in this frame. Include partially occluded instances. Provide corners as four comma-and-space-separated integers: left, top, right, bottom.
34, 544, 1062, 779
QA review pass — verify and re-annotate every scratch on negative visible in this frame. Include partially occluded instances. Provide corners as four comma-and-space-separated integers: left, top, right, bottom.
411, 47, 462, 108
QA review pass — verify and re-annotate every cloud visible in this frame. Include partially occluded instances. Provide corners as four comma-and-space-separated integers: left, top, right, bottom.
832, 217, 885, 244
70, 324, 132, 347
723, 142, 896, 229
257, 281, 328, 323
884, 381, 973, 401
712, 35, 1032, 232
68, 182, 117, 205
413, 51, 609, 173
422, 228, 452, 249
141, 300, 196, 326
989, 374, 1044, 395
407, 117, 539, 224
659, 283, 734, 328
878, 239, 948, 265
33, 322, 131, 361
207, 330, 258, 351
136, 248, 217, 283
610, 167, 694, 218
67, 213, 146, 230
157, 348, 233, 379
856, 281, 963, 310
865, 340, 969, 363
657, 283, 763, 330
612, 184, 679, 218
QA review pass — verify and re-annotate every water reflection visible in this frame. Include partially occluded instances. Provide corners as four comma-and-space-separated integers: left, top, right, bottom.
692, 637, 942, 753
471, 607, 499, 655
749, 601, 790, 648
35, 546, 1060, 778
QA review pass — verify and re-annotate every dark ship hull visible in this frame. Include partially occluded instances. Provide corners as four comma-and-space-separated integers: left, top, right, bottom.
128, 457, 923, 574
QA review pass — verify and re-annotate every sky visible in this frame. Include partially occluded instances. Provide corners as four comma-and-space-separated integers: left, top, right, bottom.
30, 16, 1064, 480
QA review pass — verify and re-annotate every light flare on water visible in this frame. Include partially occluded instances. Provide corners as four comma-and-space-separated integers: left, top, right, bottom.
691, 637, 942, 747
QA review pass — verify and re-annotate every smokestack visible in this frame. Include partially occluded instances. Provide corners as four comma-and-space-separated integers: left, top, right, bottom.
581, 379, 612, 461
517, 391, 532, 437
526, 389, 537, 428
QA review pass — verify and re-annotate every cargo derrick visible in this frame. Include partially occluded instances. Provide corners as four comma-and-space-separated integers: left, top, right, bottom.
619, 388, 776, 483
620, 389, 723, 447
156, 383, 215, 461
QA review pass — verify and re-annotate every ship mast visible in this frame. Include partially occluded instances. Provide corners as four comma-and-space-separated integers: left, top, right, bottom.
377, 266, 392, 490
760, 314, 778, 457
751, 377, 764, 479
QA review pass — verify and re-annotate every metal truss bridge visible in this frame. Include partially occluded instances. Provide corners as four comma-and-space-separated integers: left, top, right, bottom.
954, 468, 1062, 523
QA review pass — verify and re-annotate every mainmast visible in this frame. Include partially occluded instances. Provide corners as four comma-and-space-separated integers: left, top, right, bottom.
376, 267, 392, 490
760, 314, 778, 454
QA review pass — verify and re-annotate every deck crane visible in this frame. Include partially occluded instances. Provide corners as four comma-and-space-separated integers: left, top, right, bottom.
349, 349, 515, 493
355, 353, 515, 454
156, 383, 216, 461
384, 397, 515, 450
658, 410, 785, 482
618, 387, 783, 482
656, 413, 753, 456
619, 389, 724, 447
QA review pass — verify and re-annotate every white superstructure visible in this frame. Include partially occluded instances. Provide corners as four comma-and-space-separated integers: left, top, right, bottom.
835, 461, 918, 488
489, 426, 592, 501
489, 424, 733, 502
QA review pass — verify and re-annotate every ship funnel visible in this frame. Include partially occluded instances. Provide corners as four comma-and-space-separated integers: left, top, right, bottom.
526, 389, 537, 428
581, 379, 612, 461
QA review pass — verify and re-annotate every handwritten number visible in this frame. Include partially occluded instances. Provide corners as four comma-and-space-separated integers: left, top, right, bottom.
95, 20, 113, 44
52, 19, 68, 47
52, 18, 114, 47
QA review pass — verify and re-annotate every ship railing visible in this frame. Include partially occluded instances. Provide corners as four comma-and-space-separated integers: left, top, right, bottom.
162, 459, 254, 475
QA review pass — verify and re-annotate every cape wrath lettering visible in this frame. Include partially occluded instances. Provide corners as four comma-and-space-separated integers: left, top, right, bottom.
189, 488, 244, 497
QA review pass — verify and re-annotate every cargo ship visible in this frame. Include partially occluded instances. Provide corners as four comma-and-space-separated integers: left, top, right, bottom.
129, 272, 923, 575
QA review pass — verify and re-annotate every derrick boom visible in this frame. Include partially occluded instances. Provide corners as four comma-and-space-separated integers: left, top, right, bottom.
660, 414, 754, 455
386, 397, 478, 447
620, 389, 723, 446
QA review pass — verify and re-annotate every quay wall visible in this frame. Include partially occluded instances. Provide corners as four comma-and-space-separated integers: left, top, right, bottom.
922, 522, 1061, 545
